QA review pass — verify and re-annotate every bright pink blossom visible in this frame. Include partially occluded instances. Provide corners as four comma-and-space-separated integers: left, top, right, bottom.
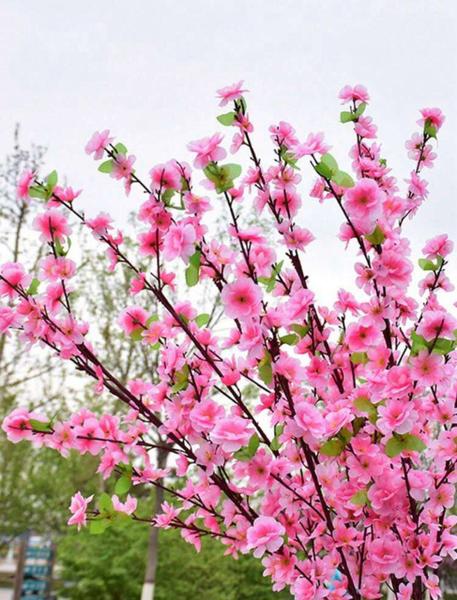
209, 416, 253, 452
85, 129, 113, 160
216, 80, 247, 106
112, 494, 137, 515
187, 133, 226, 169
162, 222, 196, 262
221, 278, 262, 320
32, 209, 71, 242
247, 516, 285, 558
68, 492, 93, 530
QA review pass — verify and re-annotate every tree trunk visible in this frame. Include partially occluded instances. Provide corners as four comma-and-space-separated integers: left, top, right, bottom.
141, 446, 168, 600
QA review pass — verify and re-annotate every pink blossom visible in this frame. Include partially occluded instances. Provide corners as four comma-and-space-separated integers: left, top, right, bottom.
184, 192, 211, 215
369, 534, 403, 572
86, 212, 113, 237
0, 307, 18, 333
111, 154, 136, 182
295, 401, 325, 439
378, 400, 416, 435
422, 234, 453, 259
0, 262, 31, 298
154, 501, 181, 528
418, 108, 445, 132
216, 80, 247, 106
221, 278, 262, 320
280, 225, 315, 251
1, 407, 35, 443
68, 492, 93, 529
344, 179, 384, 222
338, 84, 369, 104
293, 132, 330, 157
417, 310, 457, 341
247, 516, 285, 558
190, 399, 225, 433
428, 484, 455, 510
118, 305, 149, 335
32, 209, 71, 242
410, 351, 443, 386
112, 494, 137, 515
187, 133, 226, 169
209, 416, 253, 452
386, 366, 413, 398
162, 222, 196, 262
150, 161, 181, 191
268, 121, 298, 148
345, 322, 381, 351
39, 256, 76, 282
85, 129, 113, 160
281, 289, 314, 321
17, 170, 35, 201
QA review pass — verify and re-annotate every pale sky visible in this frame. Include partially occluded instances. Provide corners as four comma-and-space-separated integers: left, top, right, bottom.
1, 0, 456, 304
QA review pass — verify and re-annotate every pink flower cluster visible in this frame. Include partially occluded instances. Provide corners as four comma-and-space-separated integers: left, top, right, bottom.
1, 82, 456, 600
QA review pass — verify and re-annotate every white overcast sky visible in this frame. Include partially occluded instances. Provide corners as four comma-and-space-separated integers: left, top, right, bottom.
1, 0, 456, 304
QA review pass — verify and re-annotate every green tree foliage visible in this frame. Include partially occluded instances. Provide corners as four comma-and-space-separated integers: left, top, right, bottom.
57, 519, 292, 600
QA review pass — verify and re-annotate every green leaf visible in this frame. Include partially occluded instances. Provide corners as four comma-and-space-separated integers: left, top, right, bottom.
353, 396, 377, 422
281, 150, 300, 170
171, 364, 190, 393
248, 434, 260, 456
424, 120, 437, 139
351, 489, 368, 506
365, 225, 385, 246
114, 142, 128, 155
340, 111, 355, 124
185, 250, 201, 287
98, 160, 114, 174
270, 435, 281, 452
258, 351, 273, 386
130, 328, 143, 342
314, 161, 333, 179
223, 163, 242, 180
338, 427, 353, 444
195, 313, 210, 327
332, 170, 355, 188
320, 153, 338, 173
217, 112, 236, 126
234, 434, 260, 462
290, 323, 310, 338
26, 278, 41, 296
410, 332, 429, 356
161, 189, 175, 206
352, 416, 366, 434
354, 102, 367, 118
46, 170, 58, 190
280, 334, 299, 346
418, 258, 437, 271
29, 186, 46, 199
385, 436, 404, 458
146, 314, 159, 326
320, 438, 345, 457
29, 419, 52, 433
385, 433, 426, 458
204, 163, 242, 194
114, 475, 131, 496
259, 260, 283, 293
350, 352, 368, 365
189, 250, 201, 269
90, 518, 110, 535
98, 493, 113, 514
432, 338, 456, 355
404, 434, 426, 453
